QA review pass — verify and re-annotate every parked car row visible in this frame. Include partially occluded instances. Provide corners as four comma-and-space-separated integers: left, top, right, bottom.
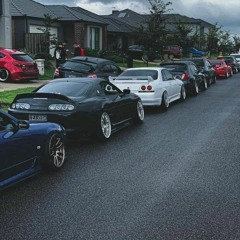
1, 55, 238, 190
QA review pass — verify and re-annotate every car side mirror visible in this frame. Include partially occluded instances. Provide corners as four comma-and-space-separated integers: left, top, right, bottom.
123, 89, 130, 95
18, 120, 29, 129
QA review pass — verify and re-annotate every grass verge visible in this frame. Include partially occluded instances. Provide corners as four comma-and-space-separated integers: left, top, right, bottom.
0, 87, 35, 111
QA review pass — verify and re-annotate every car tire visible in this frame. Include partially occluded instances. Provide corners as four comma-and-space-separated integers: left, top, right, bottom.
134, 100, 144, 123
161, 91, 169, 110
225, 72, 229, 79
97, 112, 112, 141
202, 78, 208, 90
192, 81, 199, 96
230, 70, 233, 77
43, 133, 66, 170
180, 85, 186, 101
0, 68, 9, 82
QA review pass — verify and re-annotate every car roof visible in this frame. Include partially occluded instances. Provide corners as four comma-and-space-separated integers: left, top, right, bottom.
0, 48, 25, 55
160, 61, 192, 65
70, 56, 112, 63
49, 77, 106, 84
123, 67, 164, 71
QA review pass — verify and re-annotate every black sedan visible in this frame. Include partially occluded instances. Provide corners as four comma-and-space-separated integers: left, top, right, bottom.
182, 58, 216, 86
53, 56, 122, 80
159, 61, 207, 96
8, 78, 145, 140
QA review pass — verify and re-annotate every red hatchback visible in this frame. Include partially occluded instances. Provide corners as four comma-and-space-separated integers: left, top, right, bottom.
209, 59, 232, 79
0, 48, 39, 82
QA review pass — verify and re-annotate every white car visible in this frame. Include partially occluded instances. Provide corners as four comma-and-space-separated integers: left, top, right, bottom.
109, 67, 186, 109
230, 53, 240, 62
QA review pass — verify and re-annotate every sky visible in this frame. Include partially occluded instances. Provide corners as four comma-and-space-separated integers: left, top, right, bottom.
35, 0, 240, 36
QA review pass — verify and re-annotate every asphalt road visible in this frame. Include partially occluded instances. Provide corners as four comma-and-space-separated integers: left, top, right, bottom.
1, 74, 240, 240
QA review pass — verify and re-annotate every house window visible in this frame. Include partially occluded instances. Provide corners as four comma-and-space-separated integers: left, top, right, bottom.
90, 27, 100, 50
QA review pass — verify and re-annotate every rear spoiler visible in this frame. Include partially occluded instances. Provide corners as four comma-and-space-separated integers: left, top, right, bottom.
13, 92, 74, 103
109, 76, 154, 82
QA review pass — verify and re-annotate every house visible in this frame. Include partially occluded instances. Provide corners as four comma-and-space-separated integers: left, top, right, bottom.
11, 0, 109, 55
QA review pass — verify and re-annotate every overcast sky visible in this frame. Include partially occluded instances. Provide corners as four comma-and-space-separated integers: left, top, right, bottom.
35, 0, 240, 35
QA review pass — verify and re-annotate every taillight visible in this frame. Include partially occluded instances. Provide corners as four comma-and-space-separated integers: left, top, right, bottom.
181, 73, 189, 80
54, 68, 59, 76
141, 85, 153, 91
88, 74, 97, 78
13, 62, 26, 70
147, 85, 152, 91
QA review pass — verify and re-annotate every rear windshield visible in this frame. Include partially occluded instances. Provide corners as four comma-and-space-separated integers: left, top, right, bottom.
12, 54, 34, 62
120, 70, 158, 80
62, 61, 96, 72
161, 64, 187, 72
37, 81, 93, 97
190, 59, 204, 67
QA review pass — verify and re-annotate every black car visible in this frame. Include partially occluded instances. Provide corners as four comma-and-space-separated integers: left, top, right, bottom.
182, 58, 216, 86
8, 78, 144, 141
159, 61, 207, 96
53, 56, 123, 80
217, 56, 240, 74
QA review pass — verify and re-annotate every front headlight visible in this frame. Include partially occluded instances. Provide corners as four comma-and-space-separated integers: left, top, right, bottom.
12, 103, 30, 110
48, 104, 75, 111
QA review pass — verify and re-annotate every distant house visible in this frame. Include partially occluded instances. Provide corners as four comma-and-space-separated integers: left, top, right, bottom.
10, 0, 214, 56
11, 0, 108, 55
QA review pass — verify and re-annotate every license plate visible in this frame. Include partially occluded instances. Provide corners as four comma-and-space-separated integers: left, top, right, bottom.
29, 114, 47, 121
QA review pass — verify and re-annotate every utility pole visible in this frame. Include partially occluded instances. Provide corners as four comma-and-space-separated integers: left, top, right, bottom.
0, 0, 12, 48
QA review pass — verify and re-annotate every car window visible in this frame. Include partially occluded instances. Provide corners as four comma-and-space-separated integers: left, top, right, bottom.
0, 114, 14, 132
102, 64, 112, 73
37, 81, 93, 97
0, 53, 5, 58
162, 69, 174, 81
100, 82, 121, 95
62, 61, 93, 72
11, 54, 34, 62
111, 64, 121, 73
191, 59, 204, 67
161, 64, 187, 72
120, 70, 158, 80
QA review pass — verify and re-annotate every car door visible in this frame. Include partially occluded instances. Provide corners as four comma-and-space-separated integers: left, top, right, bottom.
0, 114, 36, 185
162, 69, 179, 100
100, 81, 132, 125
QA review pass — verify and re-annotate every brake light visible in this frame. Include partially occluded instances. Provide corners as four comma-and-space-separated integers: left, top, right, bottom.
13, 62, 26, 70
54, 68, 59, 76
181, 73, 189, 80
147, 85, 152, 91
141, 85, 153, 91
88, 74, 97, 78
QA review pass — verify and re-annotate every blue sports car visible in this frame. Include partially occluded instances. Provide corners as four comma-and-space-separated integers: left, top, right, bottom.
0, 110, 66, 190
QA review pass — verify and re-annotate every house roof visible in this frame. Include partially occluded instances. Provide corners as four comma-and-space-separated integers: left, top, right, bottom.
11, 0, 56, 18
11, 0, 107, 25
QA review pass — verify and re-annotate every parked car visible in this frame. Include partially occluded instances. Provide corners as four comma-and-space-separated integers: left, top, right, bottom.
109, 67, 186, 110
8, 78, 144, 141
182, 57, 216, 86
0, 110, 66, 190
208, 59, 233, 79
159, 61, 207, 96
0, 48, 39, 82
162, 45, 182, 58
217, 56, 240, 74
53, 56, 122, 80
230, 53, 240, 63
189, 47, 206, 56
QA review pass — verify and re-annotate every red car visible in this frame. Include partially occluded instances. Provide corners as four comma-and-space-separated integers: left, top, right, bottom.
209, 59, 232, 79
0, 48, 39, 82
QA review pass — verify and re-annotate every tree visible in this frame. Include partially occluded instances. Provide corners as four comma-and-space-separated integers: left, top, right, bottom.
136, 0, 172, 57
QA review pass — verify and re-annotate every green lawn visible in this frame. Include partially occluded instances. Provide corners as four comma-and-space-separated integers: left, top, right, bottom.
0, 87, 35, 111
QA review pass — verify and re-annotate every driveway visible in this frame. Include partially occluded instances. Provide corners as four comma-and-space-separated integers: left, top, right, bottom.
0, 80, 49, 92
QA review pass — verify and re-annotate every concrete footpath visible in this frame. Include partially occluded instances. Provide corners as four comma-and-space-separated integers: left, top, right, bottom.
0, 80, 49, 92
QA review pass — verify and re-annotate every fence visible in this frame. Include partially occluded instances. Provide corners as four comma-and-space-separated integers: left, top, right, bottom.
25, 33, 49, 55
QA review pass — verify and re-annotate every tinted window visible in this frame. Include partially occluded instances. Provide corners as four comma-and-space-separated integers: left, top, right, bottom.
0, 53, 5, 58
11, 54, 34, 62
161, 64, 187, 72
37, 81, 93, 97
162, 69, 174, 81
62, 61, 94, 72
120, 70, 158, 80
191, 59, 204, 67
